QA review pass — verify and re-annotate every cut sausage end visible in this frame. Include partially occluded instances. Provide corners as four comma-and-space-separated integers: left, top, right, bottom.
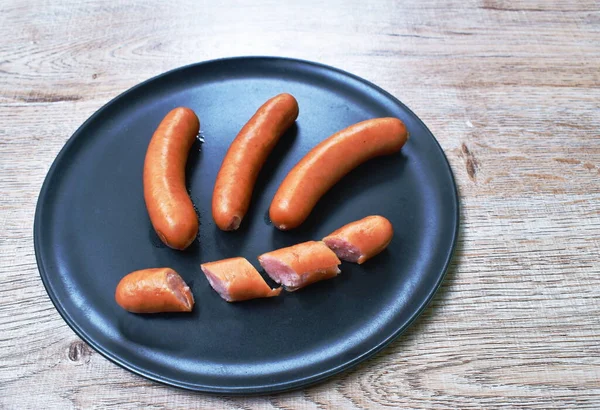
166, 271, 194, 311
258, 241, 342, 291
322, 215, 393, 264
115, 268, 194, 313
257, 256, 296, 287
258, 255, 341, 292
225, 215, 242, 231
200, 257, 282, 302
201, 265, 234, 301
214, 211, 242, 231
322, 237, 362, 263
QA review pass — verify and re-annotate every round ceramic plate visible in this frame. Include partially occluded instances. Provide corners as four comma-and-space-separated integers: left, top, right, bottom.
34, 57, 459, 394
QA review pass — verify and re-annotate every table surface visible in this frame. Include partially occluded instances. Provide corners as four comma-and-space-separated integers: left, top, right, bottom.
1, 0, 599, 408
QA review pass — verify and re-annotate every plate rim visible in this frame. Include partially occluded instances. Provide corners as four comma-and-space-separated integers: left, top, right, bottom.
33, 55, 460, 394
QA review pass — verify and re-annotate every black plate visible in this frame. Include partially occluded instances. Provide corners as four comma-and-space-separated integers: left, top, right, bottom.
34, 57, 459, 394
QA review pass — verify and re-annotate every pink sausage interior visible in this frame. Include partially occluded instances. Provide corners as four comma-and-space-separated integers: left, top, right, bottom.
322, 237, 361, 263
166, 271, 194, 309
200, 266, 233, 302
259, 256, 302, 289
259, 256, 340, 291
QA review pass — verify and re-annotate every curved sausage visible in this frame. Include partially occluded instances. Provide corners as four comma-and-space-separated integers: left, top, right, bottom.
212, 93, 299, 230
323, 215, 393, 264
201, 257, 282, 302
144, 107, 200, 250
258, 241, 341, 291
115, 268, 194, 313
269, 118, 408, 230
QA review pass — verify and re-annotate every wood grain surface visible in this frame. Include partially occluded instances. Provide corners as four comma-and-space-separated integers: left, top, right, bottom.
1, 0, 599, 408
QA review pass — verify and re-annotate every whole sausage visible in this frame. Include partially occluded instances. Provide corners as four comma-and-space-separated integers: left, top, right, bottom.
269, 118, 408, 230
115, 268, 194, 313
323, 215, 393, 264
258, 241, 341, 291
212, 93, 299, 230
144, 107, 200, 250
201, 257, 282, 302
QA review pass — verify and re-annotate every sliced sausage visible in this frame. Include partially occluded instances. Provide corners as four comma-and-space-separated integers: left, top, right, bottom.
201, 257, 282, 302
323, 215, 393, 264
115, 268, 194, 313
258, 241, 341, 291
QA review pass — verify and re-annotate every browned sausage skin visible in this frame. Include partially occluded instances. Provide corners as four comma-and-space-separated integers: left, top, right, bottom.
115, 268, 194, 313
269, 118, 408, 230
144, 107, 200, 250
212, 93, 299, 231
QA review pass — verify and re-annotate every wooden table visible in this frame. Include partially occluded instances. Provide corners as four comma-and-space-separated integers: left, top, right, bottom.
2, 0, 599, 408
